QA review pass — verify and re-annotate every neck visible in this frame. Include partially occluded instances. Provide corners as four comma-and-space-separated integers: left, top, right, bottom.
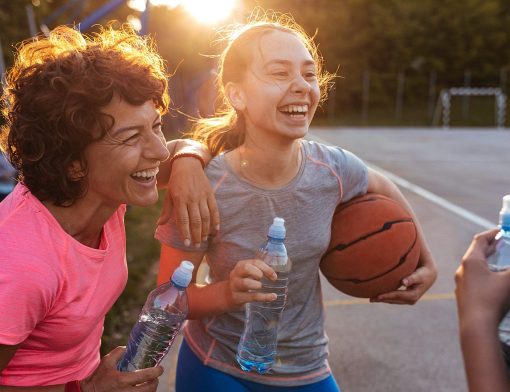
43, 197, 117, 248
229, 137, 302, 188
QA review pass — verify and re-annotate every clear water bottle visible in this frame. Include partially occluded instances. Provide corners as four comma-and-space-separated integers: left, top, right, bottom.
236, 217, 291, 374
487, 195, 510, 346
117, 260, 194, 371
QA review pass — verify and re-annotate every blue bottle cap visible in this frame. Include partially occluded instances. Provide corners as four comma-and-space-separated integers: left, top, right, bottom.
500, 195, 510, 230
268, 217, 286, 240
171, 260, 194, 288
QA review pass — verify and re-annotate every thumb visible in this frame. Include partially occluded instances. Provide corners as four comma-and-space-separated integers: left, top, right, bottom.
402, 267, 423, 288
104, 346, 126, 365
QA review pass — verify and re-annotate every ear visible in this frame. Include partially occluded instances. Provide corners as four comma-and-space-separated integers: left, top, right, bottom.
224, 81, 246, 111
67, 160, 85, 181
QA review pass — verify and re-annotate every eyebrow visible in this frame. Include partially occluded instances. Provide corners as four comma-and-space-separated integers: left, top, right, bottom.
111, 113, 161, 136
264, 59, 316, 68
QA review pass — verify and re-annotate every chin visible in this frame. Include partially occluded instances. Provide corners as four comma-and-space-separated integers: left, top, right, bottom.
130, 193, 159, 207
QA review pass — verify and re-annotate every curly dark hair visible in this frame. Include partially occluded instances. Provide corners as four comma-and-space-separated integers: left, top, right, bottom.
0, 25, 169, 206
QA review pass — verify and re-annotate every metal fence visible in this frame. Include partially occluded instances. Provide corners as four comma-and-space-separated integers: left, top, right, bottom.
323, 68, 509, 128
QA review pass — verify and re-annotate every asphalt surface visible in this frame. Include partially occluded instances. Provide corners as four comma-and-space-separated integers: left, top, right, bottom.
157, 127, 510, 392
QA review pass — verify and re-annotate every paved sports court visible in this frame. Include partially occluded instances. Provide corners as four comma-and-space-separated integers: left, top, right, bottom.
158, 127, 510, 392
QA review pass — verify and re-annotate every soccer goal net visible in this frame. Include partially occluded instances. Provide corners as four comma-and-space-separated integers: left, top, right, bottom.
434, 87, 507, 129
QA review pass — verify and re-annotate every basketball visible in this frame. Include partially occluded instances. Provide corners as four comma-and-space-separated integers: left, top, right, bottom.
320, 193, 420, 298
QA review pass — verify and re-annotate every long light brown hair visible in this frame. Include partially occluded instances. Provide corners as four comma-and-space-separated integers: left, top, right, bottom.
189, 11, 334, 157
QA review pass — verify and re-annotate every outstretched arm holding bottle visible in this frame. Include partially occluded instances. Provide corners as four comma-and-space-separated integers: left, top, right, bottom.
455, 228, 510, 392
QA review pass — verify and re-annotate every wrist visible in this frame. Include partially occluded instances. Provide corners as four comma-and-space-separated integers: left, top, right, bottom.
459, 313, 499, 338
169, 152, 206, 171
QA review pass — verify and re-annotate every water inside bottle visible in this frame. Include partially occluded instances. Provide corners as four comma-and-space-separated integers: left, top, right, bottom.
118, 307, 184, 371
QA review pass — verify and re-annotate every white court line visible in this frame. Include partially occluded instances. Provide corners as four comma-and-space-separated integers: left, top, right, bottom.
308, 132, 495, 230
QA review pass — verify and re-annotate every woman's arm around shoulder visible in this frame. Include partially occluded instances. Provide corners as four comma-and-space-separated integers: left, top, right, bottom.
156, 139, 219, 250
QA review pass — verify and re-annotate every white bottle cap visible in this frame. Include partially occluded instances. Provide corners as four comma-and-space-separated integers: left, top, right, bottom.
268, 217, 286, 239
502, 195, 510, 213
171, 260, 195, 288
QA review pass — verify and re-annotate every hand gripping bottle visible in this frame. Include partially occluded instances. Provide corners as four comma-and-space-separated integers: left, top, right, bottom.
117, 260, 194, 371
236, 217, 291, 374
488, 195, 510, 347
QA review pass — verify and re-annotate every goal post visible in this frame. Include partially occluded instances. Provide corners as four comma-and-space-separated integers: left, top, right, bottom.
433, 87, 507, 129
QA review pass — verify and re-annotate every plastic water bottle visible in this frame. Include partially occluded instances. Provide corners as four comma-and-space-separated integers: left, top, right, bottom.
117, 260, 194, 371
487, 195, 510, 346
236, 217, 291, 374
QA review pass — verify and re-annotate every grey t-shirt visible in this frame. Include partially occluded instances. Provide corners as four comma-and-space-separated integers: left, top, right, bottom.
156, 139, 368, 386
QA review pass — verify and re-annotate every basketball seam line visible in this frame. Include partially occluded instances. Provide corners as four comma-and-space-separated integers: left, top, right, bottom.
323, 221, 418, 284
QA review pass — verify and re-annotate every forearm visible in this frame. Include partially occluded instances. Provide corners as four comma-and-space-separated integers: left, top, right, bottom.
460, 319, 510, 392
157, 139, 212, 188
367, 169, 436, 271
187, 280, 233, 320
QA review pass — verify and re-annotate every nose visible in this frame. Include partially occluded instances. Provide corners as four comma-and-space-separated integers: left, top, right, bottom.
290, 73, 312, 94
145, 131, 170, 162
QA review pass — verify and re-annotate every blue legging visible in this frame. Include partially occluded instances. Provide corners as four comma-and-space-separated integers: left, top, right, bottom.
176, 339, 341, 392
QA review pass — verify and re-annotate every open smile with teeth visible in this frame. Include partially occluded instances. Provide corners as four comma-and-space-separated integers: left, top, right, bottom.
131, 167, 159, 182
280, 104, 309, 118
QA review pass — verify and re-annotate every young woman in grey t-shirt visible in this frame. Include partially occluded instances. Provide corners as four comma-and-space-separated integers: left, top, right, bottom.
156, 12, 437, 392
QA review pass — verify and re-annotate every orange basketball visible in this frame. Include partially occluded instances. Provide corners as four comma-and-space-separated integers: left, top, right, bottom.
320, 193, 420, 298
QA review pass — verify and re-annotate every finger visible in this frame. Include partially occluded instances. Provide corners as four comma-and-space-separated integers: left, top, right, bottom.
233, 291, 277, 305
402, 270, 423, 288
187, 203, 203, 246
208, 193, 221, 233
250, 259, 277, 280
236, 260, 276, 281
199, 200, 210, 242
373, 288, 420, 305
122, 366, 163, 386
477, 228, 500, 243
250, 291, 277, 302
157, 194, 173, 226
371, 298, 410, 305
135, 378, 159, 391
401, 266, 432, 288
104, 346, 126, 366
175, 203, 191, 247
232, 276, 264, 292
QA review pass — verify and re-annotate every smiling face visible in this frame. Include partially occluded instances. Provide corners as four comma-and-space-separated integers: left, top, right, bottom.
82, 98, 170, 208
227, 29, 320, 144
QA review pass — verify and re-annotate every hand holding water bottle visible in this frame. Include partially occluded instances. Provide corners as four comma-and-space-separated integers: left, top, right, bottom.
455, 228, 510, 327
117, 261, 194, 372
226, 259, 278, 310
79, 347, 162, 391
236, 217, 291, 374
455, 228, 510, 392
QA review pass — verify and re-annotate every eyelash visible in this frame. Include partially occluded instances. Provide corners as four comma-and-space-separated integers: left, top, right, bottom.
123, 134, 139, 143
122, 123, 163, 143
271, 71, 317, 79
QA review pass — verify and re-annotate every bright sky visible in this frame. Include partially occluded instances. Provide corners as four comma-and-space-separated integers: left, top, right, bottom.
127, 0, 237, 25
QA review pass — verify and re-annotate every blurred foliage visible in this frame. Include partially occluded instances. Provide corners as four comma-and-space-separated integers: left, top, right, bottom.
101, 196, 163, 355
1, 0, 509, 128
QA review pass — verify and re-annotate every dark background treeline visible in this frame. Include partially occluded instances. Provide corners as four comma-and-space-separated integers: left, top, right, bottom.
1, 0, 509, 128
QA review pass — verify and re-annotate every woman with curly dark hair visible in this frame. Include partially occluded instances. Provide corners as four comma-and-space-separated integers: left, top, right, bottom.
0, 26, 217, 391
